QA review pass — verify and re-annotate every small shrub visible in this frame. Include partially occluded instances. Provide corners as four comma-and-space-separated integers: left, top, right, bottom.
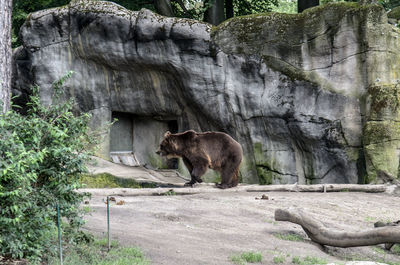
0, 72, 96, 261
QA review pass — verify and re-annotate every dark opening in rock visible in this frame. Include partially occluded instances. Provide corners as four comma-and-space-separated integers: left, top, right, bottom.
110, 112, 178, 169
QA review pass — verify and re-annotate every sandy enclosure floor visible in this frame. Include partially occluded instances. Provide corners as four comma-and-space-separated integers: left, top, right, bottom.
83, 189, 400, 265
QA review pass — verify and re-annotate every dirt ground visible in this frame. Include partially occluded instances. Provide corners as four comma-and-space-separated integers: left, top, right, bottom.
83, 187, 400, 265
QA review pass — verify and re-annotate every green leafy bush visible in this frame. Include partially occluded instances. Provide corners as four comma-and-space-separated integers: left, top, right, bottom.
0, 72, 96, 261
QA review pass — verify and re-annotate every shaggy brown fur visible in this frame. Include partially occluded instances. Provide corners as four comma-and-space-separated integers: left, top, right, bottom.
156, 130, 243, 189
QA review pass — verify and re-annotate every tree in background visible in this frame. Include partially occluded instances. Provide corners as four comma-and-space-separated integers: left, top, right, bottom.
298, 0, 319, 12
0, 0, 12, 113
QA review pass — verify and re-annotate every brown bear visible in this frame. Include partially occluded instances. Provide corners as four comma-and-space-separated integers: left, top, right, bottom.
156, 130, 243, 189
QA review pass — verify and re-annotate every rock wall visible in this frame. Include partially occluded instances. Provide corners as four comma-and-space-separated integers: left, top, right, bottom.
12, 0, 400, 184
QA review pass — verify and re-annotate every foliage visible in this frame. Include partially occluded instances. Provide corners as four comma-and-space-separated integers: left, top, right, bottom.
12, 0, 70, 47
0, 71, 95, 261
379, 0, 400, 10
233, 0, 278, 16
271, 0, 297, 13
231, 251, 263, 264
47, 236, 149, 265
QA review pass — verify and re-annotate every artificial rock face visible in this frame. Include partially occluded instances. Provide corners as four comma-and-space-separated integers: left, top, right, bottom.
13, 0, 400, 184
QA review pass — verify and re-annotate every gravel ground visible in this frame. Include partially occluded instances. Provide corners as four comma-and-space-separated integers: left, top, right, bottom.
83, 188, 400, 265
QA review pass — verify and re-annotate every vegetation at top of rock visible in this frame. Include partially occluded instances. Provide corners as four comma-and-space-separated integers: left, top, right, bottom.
0, 72, 98, 262
13, 0, 397, 48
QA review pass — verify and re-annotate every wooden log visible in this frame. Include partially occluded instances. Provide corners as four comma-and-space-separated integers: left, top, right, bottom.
246, 184, 397, 193
275, 208, 400, 247
79, 184, 399, 197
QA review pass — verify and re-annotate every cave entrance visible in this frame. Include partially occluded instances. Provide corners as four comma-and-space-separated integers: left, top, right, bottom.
109, 112, 178, 169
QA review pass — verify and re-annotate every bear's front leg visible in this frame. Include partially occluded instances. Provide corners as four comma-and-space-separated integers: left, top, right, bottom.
184, 179, 196, 187
184, 165, 207, 187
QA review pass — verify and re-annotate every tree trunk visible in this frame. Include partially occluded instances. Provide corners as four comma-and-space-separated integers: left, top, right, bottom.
298, 0, 319, 13
204, 0, 225, 25
154, 0, 174, 17
0, 0, 12, 113
226, 0, 233, 19
275, 208, 400, 247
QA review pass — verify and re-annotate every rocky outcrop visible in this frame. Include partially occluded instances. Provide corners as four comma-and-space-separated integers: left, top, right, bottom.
12, 0, 400, 184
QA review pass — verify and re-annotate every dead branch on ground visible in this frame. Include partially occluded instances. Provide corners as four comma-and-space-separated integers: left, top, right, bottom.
274, 207, 400, 248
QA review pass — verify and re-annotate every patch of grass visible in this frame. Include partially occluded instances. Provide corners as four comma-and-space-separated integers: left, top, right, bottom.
292, 256, 302, 264
82, 205, 92, 214
265, 219, 278, 225
392, 244, 400, 255
291, 256, 328, 265
161, 189, 177, 196
231, 251, 262, 264
364, 216, 377, 222
48, 237, 149, 265
372, 246, 386, 254
274, 232, 304, 242
273, 255, 285, 264
81, 173, 156, 188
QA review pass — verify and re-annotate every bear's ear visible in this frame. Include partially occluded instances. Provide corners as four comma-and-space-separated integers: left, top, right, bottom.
164, 131, 171, 138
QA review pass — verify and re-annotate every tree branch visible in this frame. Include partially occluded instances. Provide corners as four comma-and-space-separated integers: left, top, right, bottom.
275, 208, 400, 248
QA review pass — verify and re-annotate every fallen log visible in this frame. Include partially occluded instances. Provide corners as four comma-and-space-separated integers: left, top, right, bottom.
246, 184, 399, 194
274, 207, 400, 248
79, 184, 399, 197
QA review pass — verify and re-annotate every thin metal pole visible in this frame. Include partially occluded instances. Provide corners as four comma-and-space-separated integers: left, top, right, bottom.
107, 196, 110, 251
56, 204, 63, 265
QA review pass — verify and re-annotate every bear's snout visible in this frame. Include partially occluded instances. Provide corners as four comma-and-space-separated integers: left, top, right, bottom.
156, 148, 164, 156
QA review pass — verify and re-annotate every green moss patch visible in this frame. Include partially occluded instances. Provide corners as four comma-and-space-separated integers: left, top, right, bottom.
363, 120, 400, 145
388, 6, 400, 20
81, 173, 156, 188
368, 84, 400, 118
363, 121, 400, 183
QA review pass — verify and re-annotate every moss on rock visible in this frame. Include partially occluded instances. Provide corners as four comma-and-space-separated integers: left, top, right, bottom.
388, 6, 400, 20
81, 173, 156, 188
256, 166, 284, 185
363, 121, 400, 183
368, 84, 400, 119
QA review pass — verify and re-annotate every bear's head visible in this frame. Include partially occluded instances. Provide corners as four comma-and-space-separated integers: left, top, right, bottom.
156, 131, 181, 159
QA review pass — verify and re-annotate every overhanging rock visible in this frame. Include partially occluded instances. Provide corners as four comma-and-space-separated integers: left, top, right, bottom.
12, 0, 400, 184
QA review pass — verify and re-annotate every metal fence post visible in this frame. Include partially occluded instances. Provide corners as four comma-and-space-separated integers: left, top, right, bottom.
107, 196, 110, 251
56, 204, 63, 265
